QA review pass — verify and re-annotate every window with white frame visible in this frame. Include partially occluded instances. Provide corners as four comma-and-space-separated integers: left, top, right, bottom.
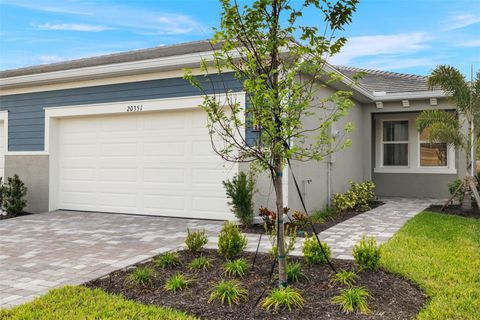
382, 120, 409, 166
419, 128, 448, 167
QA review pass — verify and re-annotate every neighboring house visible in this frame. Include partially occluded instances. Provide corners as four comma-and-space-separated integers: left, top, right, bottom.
0, 40, 460, 219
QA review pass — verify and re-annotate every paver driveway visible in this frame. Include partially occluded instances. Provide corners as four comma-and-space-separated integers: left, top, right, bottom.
0, 197, 432, 309
0, 211, 224, 309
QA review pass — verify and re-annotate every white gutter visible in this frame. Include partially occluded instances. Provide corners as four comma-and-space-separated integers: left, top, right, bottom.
0, 51, 216, 89
372, 90, 447, 101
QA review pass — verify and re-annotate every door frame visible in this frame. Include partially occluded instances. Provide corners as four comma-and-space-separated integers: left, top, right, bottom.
45, 92, 246, 212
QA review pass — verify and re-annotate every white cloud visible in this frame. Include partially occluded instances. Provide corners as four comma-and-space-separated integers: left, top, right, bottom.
459, 40, 480, 47
35, 23, 112, 32
5, 0, 205, 35
329, 32, 430, 65
445, 14, 480, 30
38, 55, 66, 64
359, 57, 441, 71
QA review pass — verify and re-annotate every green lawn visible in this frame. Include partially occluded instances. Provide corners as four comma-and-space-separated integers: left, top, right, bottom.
381, 211, 480, 320
0, 286, 197, 320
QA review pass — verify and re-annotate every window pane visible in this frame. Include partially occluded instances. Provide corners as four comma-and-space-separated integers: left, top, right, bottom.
420, 143, 447, 166
383, 121, 408, 142
383, 143, 408, 166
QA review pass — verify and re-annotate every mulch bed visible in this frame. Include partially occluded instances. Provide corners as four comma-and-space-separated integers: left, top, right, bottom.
86, 249, 426, 320
0, 212, 32, 221
426, 204, 480, 219
241, 201, 384, 237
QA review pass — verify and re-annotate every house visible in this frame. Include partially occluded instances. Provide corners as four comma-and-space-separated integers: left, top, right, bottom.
0, 40, 459, 219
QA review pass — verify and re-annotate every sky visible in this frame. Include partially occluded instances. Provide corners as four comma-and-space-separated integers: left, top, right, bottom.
0, 0, 479, 76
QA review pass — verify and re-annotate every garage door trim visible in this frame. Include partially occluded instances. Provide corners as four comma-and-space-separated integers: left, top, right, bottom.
46, 92, 245, 215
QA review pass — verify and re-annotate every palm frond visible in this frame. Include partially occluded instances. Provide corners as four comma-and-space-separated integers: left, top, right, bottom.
429, 65, 473, 114
416, 110, 464, 148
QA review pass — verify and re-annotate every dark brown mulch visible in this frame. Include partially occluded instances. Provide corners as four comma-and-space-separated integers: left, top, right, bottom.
0, 212, 32, 220
426, 204, 480, 219
241, 201, 384, 237
86, 249, 426, 320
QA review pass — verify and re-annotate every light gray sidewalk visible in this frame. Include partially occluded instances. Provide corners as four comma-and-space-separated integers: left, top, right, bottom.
206, 197, 433, 259
0, 197, 431, 309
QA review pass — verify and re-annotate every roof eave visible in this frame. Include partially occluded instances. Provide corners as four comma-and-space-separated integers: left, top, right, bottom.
0, 51, 216, 90
373, 90, 447, 101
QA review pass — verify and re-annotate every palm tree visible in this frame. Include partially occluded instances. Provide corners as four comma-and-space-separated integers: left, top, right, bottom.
416, 65, 480, 211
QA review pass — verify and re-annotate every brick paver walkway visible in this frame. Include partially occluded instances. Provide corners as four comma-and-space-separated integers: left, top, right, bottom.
0, 211, 223, 309
0, 197, 432, 309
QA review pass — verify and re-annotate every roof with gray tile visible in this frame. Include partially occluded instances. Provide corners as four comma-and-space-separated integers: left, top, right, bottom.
0, 40, 220, 78
1, 40, 432, 96
335, 66, 431, 94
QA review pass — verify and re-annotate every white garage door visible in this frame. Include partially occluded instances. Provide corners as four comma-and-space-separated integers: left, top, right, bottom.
56, 109, 236, 220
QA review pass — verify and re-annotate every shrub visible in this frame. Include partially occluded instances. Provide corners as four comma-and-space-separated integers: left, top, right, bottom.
448, 179, 466, 203
286, 262, 303, 282
259, 206, 277, 231
164, 273, 191, 292
185, 229, 208, 253
333, 181, 375, 212
332, 287, 370, 314
155, 252, 181, 269
352, 235, 381, 271
125, 267, 155, 288
292, 210, 308, 228
332, 270, 357, 286
262, 287, 304, 310
3, 174, 27, 215
189, 256, 212, 271
302, 233, 331, 265
223, 258, 249, 277
217, 221, 248, 259
310, 207, 338, 223
268, 224, 297, 259
208, 279, 248, 306
223, 172, 255, 226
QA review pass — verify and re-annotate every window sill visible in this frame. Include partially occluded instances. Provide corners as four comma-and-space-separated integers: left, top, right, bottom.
374, 167, 457, 174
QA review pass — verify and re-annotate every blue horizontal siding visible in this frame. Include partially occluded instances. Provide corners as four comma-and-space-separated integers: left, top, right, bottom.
0, 73, 243, 151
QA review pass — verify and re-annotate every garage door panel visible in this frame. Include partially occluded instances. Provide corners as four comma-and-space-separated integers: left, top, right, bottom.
56, 109, 236, 219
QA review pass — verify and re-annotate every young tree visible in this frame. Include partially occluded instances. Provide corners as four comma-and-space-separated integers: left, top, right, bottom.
185, 0, 358, 287
416, 65, 480, 211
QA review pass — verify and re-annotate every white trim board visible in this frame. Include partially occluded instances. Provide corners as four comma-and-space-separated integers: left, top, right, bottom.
46, 92, 245, 212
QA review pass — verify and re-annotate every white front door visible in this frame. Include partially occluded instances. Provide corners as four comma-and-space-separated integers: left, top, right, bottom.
55, 109, 236, 220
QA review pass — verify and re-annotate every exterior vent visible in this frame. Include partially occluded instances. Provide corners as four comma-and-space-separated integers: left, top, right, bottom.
402, 100, 410, 107
430, 98, 438, 106
376, 101, 383, 109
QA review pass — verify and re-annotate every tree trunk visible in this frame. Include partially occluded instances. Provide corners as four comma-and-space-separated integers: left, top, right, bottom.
461, 179, 473, 212
274, 160, 288, 288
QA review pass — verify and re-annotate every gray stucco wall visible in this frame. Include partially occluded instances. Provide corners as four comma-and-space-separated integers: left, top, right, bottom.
5, 155, 49, 213
0, 73, 242, 151
287, 84, 365, 213
363, 98, 461, 198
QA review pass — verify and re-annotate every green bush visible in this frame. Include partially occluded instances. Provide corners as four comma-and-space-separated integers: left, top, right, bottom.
352, 235, 381, 271
332, 270, 357, 286
164, 273, 191, 292
332, 287, 370, 314
185, 229, 208, 253
448, 179, 465, 203
310, 207, 338, 223
3, 174, 27, 215
333, 181, 375, 212
125, 267, 155, 288
302, 233, 331, 265
262, 287, 304, 310
155, 252, 181, 269
286, 262, 303, 282
223, 172, 255, 226
217, 221, 248, 259
223, 258, 249, 277
208, 279, 248, 306
189, 256, 212, 271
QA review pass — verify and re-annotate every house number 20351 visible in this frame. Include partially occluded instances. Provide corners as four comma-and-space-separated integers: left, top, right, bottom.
126, 105, 143, 112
